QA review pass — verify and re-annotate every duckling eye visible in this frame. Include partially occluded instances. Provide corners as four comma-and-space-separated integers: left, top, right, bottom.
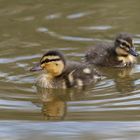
121, 42, 126, 46
55, 63, 58, 66
121, 42, 130, 48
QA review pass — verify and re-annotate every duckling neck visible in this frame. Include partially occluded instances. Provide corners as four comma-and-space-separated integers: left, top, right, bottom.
37, 72, 56, 88
46, 73, 55, 80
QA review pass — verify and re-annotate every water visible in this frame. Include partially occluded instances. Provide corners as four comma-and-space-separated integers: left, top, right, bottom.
0, 0, 140, 139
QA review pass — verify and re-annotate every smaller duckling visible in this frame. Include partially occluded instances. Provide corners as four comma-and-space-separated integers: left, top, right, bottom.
85, 33, 139, 67
30, 50, 101, 88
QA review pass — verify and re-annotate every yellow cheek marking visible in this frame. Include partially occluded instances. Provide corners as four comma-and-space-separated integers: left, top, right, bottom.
116, 47, 128, 56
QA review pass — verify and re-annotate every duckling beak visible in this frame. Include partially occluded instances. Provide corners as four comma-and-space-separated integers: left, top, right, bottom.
30, 63, 42, 72
129, 48, 139, 57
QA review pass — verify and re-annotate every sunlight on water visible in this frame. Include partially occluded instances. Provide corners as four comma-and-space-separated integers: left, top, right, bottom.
66, 11, 92, 19
79, 25, 112, 31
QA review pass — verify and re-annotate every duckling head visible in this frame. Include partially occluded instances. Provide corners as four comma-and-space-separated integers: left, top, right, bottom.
114, 33, 139, 57
30, 50, 66, 77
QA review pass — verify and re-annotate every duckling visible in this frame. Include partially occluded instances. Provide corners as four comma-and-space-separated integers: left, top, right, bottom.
30, 50, 101, 88
85, 33, 139, 67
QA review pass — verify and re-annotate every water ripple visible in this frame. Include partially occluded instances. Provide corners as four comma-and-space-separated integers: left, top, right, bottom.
79, 25, 112, 31
66, 11, 92, 19
45, 13, 62, 20
0, 54, 40, 64
37, 27, 102, 42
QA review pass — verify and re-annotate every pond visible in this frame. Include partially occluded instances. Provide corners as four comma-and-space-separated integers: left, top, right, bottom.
0, 0, 140, 139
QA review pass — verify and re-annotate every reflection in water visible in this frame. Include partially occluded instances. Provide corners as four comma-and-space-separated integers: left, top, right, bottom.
42, 97, 66, 120
115, 75, 135, 94
36, 86, 93, 120
111, 67, 135, 94
97, 66, 135, 93
37, 88, 67, 120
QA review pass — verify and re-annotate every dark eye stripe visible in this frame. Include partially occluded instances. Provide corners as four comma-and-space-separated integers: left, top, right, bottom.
117, 39, 131, 48
122, 42, 130, 48
41, 58, 61, 64
122, 42, 126, 46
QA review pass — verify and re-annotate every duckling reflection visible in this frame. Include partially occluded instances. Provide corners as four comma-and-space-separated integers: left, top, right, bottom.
85, 33, 139, 67
96, 66, 135, 93
37, 87, 67, 120
42, 97, 66, 120
36, 84, 94, 120
115, 75, 135, 93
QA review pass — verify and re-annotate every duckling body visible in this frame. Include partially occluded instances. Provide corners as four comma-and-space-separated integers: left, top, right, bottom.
31, 51, 101, 88
85, 33, 138, 67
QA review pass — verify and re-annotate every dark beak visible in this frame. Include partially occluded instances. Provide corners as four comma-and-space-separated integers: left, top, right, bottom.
30, 63, 42, 72
129, 48, 139, 57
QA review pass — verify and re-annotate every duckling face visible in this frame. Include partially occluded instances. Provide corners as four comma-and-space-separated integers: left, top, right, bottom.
30, 51, 65, 77
40, 51, 65, 77
115, 33, 139, 57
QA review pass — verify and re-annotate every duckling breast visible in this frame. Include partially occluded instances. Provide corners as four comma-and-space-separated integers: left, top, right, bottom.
36, 74, 53, 88
117, 54, 137, 66
36, 73, 67, 89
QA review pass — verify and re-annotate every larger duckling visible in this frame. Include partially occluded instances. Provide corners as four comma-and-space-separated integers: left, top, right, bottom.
85, 33, 139, 67
30, 50, 101, 88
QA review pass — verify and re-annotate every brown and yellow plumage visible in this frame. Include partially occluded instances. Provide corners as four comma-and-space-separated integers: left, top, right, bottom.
30, 50, 101, 88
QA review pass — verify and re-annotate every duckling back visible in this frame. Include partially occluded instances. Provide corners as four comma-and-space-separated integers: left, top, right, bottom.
85, 43, 121, 67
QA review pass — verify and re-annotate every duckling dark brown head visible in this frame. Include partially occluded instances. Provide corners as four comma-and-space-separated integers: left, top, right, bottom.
114, 33, 139, 57
30, 50, 66, 77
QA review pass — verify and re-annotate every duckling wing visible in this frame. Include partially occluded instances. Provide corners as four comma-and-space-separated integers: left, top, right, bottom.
85, 43, 110, 64
62, 61, 101, 87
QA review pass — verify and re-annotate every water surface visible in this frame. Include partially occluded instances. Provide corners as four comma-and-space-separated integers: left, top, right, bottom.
0, 0, 140, 139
